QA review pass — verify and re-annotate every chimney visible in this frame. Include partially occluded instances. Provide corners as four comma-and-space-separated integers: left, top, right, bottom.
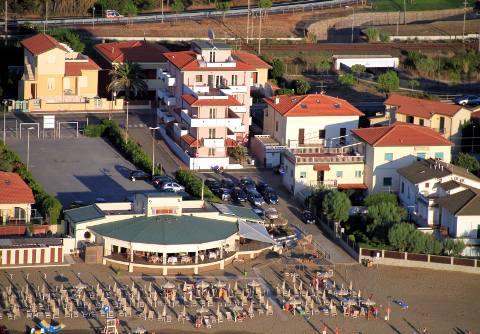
275, 97, 280, 105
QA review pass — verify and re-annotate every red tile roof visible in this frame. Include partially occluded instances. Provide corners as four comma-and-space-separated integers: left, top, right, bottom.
182, 94, 242, 107
94, 41, 169, 63
65, 58, 101, 76
0, 172, 35, 204
225, 138, 238, 147
385, 94, 462, 119
181, 134, 200, 147
164, 51, 256, 71
351, 122, 452, 147
232, 51, 272, 69
21, 33, 68, 55
337, 183, 368, 189
264, 94, 364, 117
471, 110, 480, 119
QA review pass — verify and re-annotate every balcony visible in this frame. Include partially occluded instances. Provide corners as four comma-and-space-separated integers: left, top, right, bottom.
180, 109, 242, 129
158, 88, 176, 106
159, 72, 176, 86
220, 85, 248, 95
229, 105, 247, 113
203, 138, 225, 148
285, 146, 364, 165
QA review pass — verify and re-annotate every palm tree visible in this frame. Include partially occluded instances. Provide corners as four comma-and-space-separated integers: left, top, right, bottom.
107, 61, 148, 102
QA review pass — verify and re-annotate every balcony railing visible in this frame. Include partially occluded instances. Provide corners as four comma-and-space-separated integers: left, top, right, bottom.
309, 180, 337, 188
159, 71, 176, 86
180, 109, 242, 129
285, 146, 364, 164
203, 138, 225, 148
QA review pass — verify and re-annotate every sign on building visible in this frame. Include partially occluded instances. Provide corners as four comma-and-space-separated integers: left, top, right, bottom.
43, 115, 55, 129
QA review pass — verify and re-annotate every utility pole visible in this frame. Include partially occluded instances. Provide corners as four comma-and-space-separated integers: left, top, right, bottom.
246, 0, 250, 43
463, 0, 468, 40
161, 0, 164, 23
4, 0, 7, 46
258, 9, 262, 54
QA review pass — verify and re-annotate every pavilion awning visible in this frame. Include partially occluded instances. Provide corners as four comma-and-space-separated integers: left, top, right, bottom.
238, 220, 278, 245
313, 164, 330, 171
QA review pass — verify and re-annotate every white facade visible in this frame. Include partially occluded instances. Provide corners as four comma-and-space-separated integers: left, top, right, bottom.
333, 55, 399, 70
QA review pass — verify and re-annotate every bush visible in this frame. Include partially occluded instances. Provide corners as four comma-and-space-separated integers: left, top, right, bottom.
379, 31, 390, 42
351, 64, 366, 74
84, 124, 107, 137
270, 59, 286, 80
338, 73, 356, 86
376, 70, 400, 92
47, 28, 85, 53
294, 79, 311, 95
276, 88, 295, 96
322, 190, 351, 223
364, 192, 398, 207
454, 152, 480, 173
364, 28, 380, 42
175, 170, 221, 202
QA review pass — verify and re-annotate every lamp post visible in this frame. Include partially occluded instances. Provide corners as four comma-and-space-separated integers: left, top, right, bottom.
26, 126, 34, 170
2, 100, 7, 143
92, 6, 95, 29
149, 126, 159, 177
125, 101, 129, 145
345, 6, 355, 43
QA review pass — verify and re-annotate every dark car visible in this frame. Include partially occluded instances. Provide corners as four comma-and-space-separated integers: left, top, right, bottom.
247, 189, 265, 207
214, 187, 232, 201
264, 190, 279, 205
221, 178, 236, 190
231, 187, 247, 202
240, 177, 256, 191
152, 175, 174, 187
455, 95, 480, 106
302, 210, 316, 224
252, 207, 266, 219
130, 170, 149, 182
205, 178, 221, 192
256, 181, 270, 194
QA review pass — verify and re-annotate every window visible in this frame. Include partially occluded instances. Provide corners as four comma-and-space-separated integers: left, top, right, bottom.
275, 121, 278, 132
384, 153, 393, 161
336, 171, 343, 178
319, 129, 326, 139
208, 148, 215, 156
383, 177, 392, 187
231, 74, 238, 86
252, 72, 258, 84
47, 78, 55, 91
435, 152, 444, 160
14, 207, 26, 220
406, 116, 414, 124
208, 128, 216, 138
209, 108, 217, 119
419, 119, 424, 126
439, 116, 445, 133
195, 75, 203, 83
300, 171, 306, 178
425, 182, 429, 188
209, 51, 216, 63
417, 153, 426, 161
84, 231, 91, 239
401, 181, 405, 194
355, 170, 362, 178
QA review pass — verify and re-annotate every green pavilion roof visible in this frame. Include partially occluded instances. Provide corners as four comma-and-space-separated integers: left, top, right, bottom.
64, 204, 105, 224
89, 215, 238, 245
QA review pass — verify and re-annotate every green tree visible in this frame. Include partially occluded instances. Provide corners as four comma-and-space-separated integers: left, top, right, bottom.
0, 159, 13, 172
295, 79, 311, 95
316, 59, 331, 74
408, 79, 420, 90
107, 61, 148, 101
367, 202, 406, 240
376, 70, 400, 93
338, 73, 356, 86
351, 64, 366, 74
454, 152, 480, 173
215, 0, 231, 20
276, 88, 294, 96
322, 190, 351, 223
364, 192, 398, 207
388, 223, 416, 252
270, 58, 286, 79
47, 28, 85, 53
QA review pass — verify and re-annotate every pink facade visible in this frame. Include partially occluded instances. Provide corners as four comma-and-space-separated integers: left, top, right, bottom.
160, 41, 256, 166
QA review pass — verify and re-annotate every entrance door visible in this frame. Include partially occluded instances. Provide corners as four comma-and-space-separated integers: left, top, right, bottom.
30, 83, 36, 99
215, 75, 224, 88
298, 129, 305, 145
339, 128, 346, 145
317, 171, 324, 182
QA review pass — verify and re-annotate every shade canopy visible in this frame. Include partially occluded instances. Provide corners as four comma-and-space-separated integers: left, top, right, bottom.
238, 220, 278, 245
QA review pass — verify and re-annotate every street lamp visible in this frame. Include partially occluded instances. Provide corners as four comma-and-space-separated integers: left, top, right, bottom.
149, 126, 159, 177
345, 5, 355, 43
92, 6, 95, 29
26, 126, 34, 170
125, 101, 129, 145
2, 100, 7, 143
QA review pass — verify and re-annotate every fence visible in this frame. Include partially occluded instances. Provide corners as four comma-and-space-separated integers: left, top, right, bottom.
359, 248, 480, 274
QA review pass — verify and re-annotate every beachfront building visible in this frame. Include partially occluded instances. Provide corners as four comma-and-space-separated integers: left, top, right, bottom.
157, 41, 267, 169
253, 94, 365, 197
351, 122, 452, 193
0, 172, 35, 224
64, 193, 277, 274
17, 33, 123, 112
397, 158, 480, 227
94, 40, 170, 102
384, 94, 471, 151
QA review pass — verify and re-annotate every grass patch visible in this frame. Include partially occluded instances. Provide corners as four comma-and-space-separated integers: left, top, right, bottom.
371, 0, 474, 12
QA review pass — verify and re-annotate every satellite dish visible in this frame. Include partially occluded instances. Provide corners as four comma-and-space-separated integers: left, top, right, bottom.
208, 28, 215, 40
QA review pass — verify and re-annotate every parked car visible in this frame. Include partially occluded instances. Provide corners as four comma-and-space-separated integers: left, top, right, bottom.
302, 210, 316, 224
252, 208, 266, 219
256, 181, 270, 194
247, 189, 265, 207
265, 207, 279, 220
264, 190, 279, 205
455, 95, 480, 106
214, 187, 232, 201
240, 177, 256, 191
130, 170, 149, 182
104, 9, 123, 18
231, 187, 247, 202
161, 182, 185, 192
221, 178, 236, 190
152, 175, 174, 187
205, 178, 221, 192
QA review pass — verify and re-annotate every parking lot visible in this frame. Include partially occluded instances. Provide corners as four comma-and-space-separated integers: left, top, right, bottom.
7, 137, 157, 206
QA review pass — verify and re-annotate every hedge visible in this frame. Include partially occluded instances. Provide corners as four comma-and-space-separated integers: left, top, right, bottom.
85, 120, 159, 175
175, 170, 221, 203
0, 141, 62, 225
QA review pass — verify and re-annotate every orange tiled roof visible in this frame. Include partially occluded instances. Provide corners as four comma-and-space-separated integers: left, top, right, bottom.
225, 138, 238, 147
65, 58, 101, 76
182, 94, 242, 107
232, 50, 272, 69
264, 94, 364, 117
21, 33, 68, 55
181, 134, 200, 147
94, 40, 169, 63
351, 122, 452, 147
164, 51, 256, 71
385, 94, 462, 119
0, 172, 35, 204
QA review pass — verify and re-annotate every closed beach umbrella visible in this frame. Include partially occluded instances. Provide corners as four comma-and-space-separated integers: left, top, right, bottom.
197, 281, 210, 290
282, 280, 286, 292
215, 281, 226, 288
162, 304, 167, 317
163, 281, 176, 289
349, 281, 353, 291
248, 301, 253, 314
234, 281, 238, 292
197, 306, 209, 314
248, 280, 260, 288
216, 304, 220, 316
299, 281, 303, 291
358, 290, 362, 299
182, 305, 186, 317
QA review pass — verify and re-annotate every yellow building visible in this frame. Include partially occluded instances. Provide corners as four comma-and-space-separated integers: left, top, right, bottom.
18, 33, 123, 112
385, 94, 471, 152
352, 122, 452, 193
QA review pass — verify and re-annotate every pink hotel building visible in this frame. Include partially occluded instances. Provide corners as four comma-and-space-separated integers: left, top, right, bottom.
158, 41, 270, 169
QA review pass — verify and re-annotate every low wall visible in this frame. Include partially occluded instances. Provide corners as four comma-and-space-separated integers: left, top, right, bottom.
24, 98, 125, 113
391, 33, 479, 41
359, 248, 480, 274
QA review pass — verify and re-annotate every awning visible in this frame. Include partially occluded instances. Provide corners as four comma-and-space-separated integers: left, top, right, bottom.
238, 220, 278, 245
337, 183, 368, 189
313, 164, 330, 171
